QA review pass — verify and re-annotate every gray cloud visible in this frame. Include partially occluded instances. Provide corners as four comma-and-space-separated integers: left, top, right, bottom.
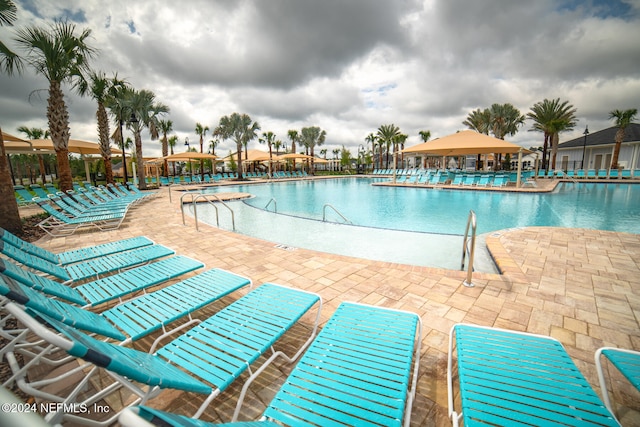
1, 0, 639, 156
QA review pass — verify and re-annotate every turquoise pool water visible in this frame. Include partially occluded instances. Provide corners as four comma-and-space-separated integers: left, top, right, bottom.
193, 178, 639, 270
205, 179, 640, 235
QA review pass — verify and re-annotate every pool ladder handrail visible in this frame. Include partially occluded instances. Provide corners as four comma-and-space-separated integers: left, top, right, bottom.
180, 192, 235, 231
265, 198, 277, 212
555, 170, 580, 185
323, 204, 352, 224
461, 210, 476, 287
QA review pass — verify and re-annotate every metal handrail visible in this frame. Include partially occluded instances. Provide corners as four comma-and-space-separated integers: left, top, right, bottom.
265, 198, 277, 212
169, 182, 193, 203
322, 204, 351, 224
461, 210, 476, 287
555, 170, 579, 184
180, 192, 235, 231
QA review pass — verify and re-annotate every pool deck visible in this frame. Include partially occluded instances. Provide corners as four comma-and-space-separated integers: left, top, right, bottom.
9, 180, 640, 426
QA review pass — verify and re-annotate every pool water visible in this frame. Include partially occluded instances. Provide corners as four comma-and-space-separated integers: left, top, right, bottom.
195, 178, 640, 270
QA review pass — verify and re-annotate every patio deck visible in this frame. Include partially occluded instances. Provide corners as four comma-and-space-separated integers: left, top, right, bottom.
6, 183, 640, 426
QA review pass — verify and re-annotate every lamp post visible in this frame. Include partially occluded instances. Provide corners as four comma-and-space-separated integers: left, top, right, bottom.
184, 137, 191, 178
581, 125, 589, 170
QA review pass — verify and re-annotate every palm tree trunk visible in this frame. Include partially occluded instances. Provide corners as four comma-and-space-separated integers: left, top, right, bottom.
0, 129, 23, 234
550, 133, 559, 171
96, 103, 114, 184
134, 131, 147, 189
611, 128, 625, 169
38, 154, 46, 182
236, 143, 243, 179
47, 80, 73, 192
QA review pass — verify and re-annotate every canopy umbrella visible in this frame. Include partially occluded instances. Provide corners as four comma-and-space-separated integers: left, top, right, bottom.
161, 152, 217, 161
2, 131, 29, 143
160, 152, 218, 180
278, 153, 314, 160
402, 130, 529, 156
4, 137, 122, 182
402, 130, 532, 187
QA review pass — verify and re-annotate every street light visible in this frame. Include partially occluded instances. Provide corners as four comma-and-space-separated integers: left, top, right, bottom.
581, 125, 589, 169
184, 137, 190, 149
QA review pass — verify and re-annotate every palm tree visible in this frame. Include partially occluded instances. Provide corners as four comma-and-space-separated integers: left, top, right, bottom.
208, 137, 219, 174
609, 108, 638, 170
158, 119, 173, 177
194, 122, 209, 179
216, 113, 260, 180
168, 135, 178, 176
488, 103, 526, 170
301, 126, 326, 174
376, 124, 401, 169
259, 131, 276, 177
0, 0, 23, 234
287, 129, 300, 170
463, 109, 491, 135
79, 71, 126, 184
365, 132, 377, 169
126, 88, 169, 189
17, 126, 48, 183
418, 130, 431, 142
527, 99, 577, 171
12, 21, 96, 192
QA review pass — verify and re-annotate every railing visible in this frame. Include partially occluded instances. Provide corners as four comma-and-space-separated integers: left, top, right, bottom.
461, 210, 476, 287
322, 204, 351, 224
265, 198, 277, 212
168, 183, 193, 203
180, 192, 235, 231
555, 170, 579, 184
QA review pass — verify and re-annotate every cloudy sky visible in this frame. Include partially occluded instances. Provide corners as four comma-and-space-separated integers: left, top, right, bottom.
1, 0, 639, 158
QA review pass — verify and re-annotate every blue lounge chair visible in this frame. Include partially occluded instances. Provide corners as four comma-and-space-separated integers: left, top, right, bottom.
452, 174, 464, 185
34, 199, 127, 236
577, 169, 586, 178
608, 169, 619, 179
476, 174, 493, 187
0, 255, 204, 307
596, 347, 640, 422
448, 324, 618, 426
120, 302, 422, 427
0, 267, 251, 349
44, 183, 58, 194
621, 169, 631, 179
0, 228, 153, 266
587, 169, 597, 178
30, 184, 51, 199
14, 185, 35, 205
3, 283, 321, 425
491, 174, 508, 187
462, 174, 478, 186
598, 169, 608, 178
0, 240, 175, 282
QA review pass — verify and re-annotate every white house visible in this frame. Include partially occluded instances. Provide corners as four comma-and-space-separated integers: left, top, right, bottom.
556, 123, 640, 171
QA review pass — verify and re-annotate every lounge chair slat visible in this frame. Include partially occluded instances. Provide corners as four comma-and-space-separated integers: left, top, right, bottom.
449, 324, 618, 426
76, 256, 204, 306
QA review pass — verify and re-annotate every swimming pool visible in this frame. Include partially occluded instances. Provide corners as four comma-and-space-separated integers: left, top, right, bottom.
194, 178, 640, 270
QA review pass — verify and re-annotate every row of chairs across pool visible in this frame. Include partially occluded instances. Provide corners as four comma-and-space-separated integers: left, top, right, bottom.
0, 228, 636, 426
15, 182, 156, 236
372, 169, 537, 187
158, 170, 310, 186
537, 168, 640, 179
